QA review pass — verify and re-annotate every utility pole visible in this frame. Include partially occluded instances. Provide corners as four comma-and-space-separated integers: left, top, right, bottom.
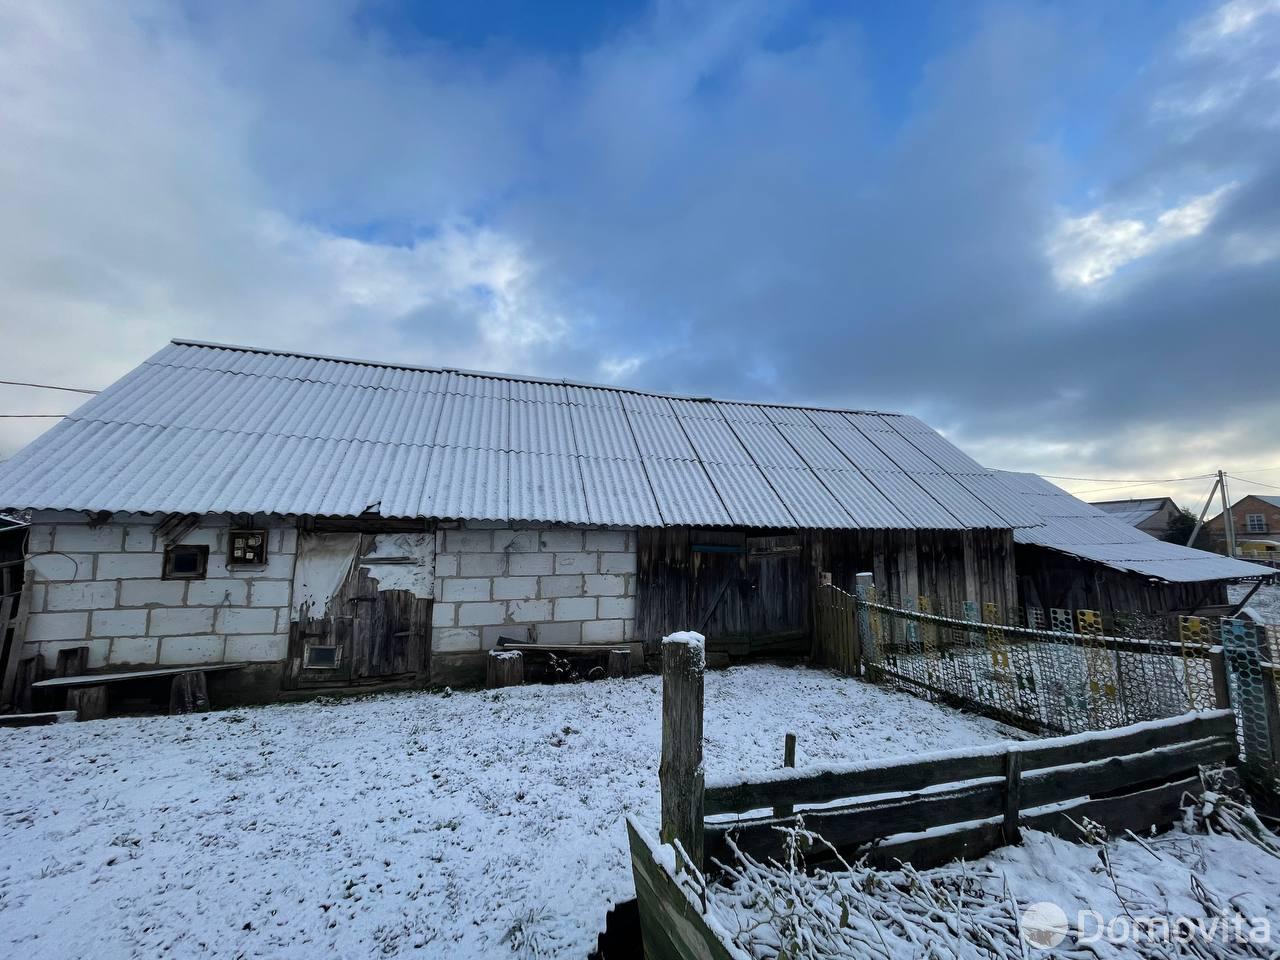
1218, 469, 1237, 557
1188, 474, 1222, 548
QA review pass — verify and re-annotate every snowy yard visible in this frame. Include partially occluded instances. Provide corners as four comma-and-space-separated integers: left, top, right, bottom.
0, 665, 1006, 959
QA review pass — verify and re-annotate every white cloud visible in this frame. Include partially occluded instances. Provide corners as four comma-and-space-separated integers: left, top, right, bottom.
0, 2, 568, 456
1048, 184, 1234, 288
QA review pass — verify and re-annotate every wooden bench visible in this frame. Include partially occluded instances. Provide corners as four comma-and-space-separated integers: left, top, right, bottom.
32, 662, 250, 720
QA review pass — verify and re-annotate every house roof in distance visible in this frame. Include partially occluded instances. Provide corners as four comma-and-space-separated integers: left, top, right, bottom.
1090, 497, 1176, 527
0, 340, 1044, 530
1001, 472, 1273, 583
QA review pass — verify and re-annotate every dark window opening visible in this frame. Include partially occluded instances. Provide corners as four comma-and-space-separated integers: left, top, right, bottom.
304, 645, 339, 669
163, 544, 209, 580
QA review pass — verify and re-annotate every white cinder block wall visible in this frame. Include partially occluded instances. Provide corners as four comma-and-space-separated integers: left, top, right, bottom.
22, 512, 296, 671
430, 521, 638, 653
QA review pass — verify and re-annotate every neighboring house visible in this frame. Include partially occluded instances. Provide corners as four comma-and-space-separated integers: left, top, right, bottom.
1196, 495, 1280, 555
1089, 497, 1184, 540
0, 340, 1045, 706
1002, 473, 1273, 617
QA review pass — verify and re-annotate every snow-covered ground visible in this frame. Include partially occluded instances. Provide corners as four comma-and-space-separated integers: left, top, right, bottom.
0, 665, 1006, 960
1229, 582, 1280, 625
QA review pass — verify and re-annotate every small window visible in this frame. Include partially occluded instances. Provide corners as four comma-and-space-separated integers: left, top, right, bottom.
228, 529, 268, 565
1246, 513, 1267, 533
163, 544, 209, 580
304, 645, 340, 669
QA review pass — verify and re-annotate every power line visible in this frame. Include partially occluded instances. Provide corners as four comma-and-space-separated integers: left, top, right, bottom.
1229, 475, 1280, 493
1042, 472, 1215, 484
0, 379, 98, 395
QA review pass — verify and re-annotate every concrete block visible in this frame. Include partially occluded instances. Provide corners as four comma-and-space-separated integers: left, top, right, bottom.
482, 624, 530, 650
215, 607, 277, 635
554, 552, 597, 575
109, 636, 159, 666
457, 601, 506, 626
441, 578, 491, 602
584, 574, 627, 597
461, 553, 507, 577
186, 579, 248, 606
29, 583, 45, 613
96, 553, 163, 580
434, 554, 459, 578
583, 619, 626, 643
158, 635, 224, 665
28, 553, 94, 582
584, 530, 630, 552
554, 597, 596, 621
26, 525, 53, 553
492, 576, 539, 600
432, 603, 456, 627
149, 607, 216, 636
539, 575, 583, 598
124, 526, 157, 552
119, 579, 187, 607
433, 627, 481, 653
225, 634, 287, 662
624, 620, 636, 640
223, 552, 294, 579
54, 524, 123, 552
600, 552, 637, 574
535, 621, 581, 645
445, 529, 492, 553
494, 529, 540, 553
598, 596, 636, 620
274, 527, 299, 554
45, 580, 117, 611
250, 580, 291, 608
509, 553, 553, 576
539, 529, 582, 552
91, 609, 148, 637
177, 526, 222, 548
26, 611, 88, 641
506, 599, 553, 622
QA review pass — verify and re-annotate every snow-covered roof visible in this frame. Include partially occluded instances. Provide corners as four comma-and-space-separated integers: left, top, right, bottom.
1090, 497, 1173, 527
0, 340, 1044, 530
1001, 471, 1274, 583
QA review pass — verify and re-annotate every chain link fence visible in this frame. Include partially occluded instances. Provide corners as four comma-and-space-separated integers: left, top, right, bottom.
815, 583, 1280, 797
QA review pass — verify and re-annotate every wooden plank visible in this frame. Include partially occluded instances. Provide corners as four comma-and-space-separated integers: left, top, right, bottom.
1023, 775, 1202, 842
627, 819, 740, 960
1002, 750, 1022, 845
0, 575, 33, 711
0, 710, 77, 728
67, 685, 108, 721
33, 662, 250, 689
704, 711, 1234, 816
661, 637, 705, 873
485, 650, 524, 688
774, 733, 797, 818
54, 645, 88, 679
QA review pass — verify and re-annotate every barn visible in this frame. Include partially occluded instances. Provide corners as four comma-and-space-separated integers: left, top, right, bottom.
998, 471, 1273, 617
0, 340, 1047, 707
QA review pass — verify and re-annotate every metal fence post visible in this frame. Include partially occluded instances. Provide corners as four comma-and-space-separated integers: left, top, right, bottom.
854, 572, 876, 676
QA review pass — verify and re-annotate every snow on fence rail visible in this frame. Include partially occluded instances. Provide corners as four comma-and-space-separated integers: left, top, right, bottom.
631, 640, 1243, 960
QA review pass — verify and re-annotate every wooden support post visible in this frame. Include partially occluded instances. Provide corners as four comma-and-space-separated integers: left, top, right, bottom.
169, 671, 210, 714
1002, 749, 1023, 845
607, 648, 632, 679
485, 650, 524, 688
67, 684, 108, 721
0, 575, 34, 712
1208, 646, 1231, 711
660, 633, 705, 874
774, 733, 798, 819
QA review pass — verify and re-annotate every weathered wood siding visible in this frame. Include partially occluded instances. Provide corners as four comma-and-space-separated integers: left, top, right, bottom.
1015, 544, 1228, 618
637, 526, 1019, 654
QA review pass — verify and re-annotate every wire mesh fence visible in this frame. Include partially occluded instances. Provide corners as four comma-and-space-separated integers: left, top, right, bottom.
814, 583, 1280, 796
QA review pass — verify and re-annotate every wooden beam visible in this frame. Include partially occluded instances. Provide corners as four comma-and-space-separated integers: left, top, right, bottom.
660, 634, 705, 873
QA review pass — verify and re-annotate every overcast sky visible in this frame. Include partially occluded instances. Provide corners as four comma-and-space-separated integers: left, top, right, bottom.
1, 0, 1277, 512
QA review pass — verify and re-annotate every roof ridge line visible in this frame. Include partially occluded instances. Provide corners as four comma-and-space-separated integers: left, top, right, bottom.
166, 338, 904, 419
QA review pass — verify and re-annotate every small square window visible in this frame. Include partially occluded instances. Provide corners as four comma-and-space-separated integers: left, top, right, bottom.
304, 645, 340, 669
228, 529, 268, 565
1245, 513, 1267, 533
163, 544, 209, 580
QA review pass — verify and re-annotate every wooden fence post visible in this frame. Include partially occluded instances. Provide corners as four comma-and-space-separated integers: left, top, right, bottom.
774, 733, 797, 819
661, 632, 705, 874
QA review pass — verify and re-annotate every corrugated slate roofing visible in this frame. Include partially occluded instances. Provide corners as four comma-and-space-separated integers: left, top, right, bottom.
0, 340, 1047, 530
1000, 472, 1273, 583
1090, 497, 1172, 527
